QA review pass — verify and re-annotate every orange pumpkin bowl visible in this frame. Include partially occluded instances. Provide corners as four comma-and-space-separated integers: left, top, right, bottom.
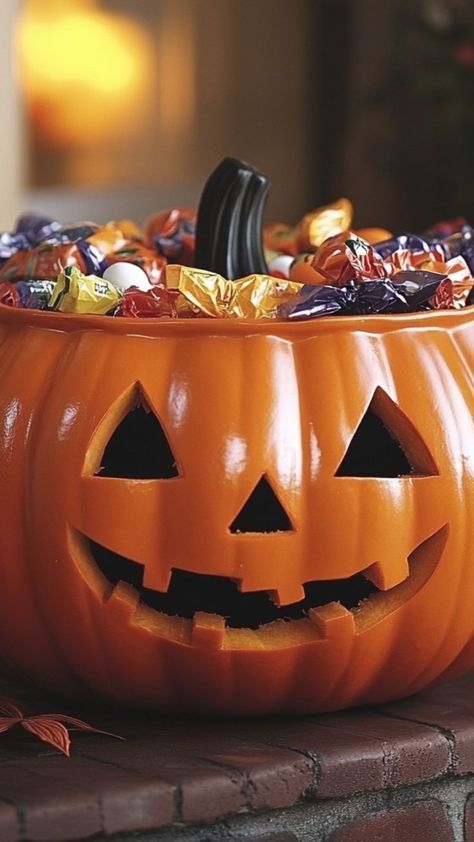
1, 301, 474, 714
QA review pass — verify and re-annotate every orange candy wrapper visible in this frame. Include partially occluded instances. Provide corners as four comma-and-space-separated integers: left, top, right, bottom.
0, 242, 88, 282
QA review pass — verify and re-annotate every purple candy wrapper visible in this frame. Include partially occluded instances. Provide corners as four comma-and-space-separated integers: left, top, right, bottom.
76, 239, 108, 275
278, 270, 448, 321
15, 213, 62, 247
16, 280, 56, 310
439, 225, 474, 275
374, 234, 433, 260
0, 232, 30, 263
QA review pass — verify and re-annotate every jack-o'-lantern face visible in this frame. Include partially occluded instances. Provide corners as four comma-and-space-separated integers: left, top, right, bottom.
71, 381, 445, 641
0, 307, 474, 714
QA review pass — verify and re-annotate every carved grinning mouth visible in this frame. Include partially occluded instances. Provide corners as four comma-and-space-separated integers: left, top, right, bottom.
76, 526, 448, 635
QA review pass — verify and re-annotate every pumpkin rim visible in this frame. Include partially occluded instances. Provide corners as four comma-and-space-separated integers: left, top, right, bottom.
0, 300, 474, 336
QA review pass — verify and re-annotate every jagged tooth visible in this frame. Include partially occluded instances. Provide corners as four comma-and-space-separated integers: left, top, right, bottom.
364, 558, 409, 591
141, 567, 172, 593
269, 583, 306, 608
106, 581, 140, 619
309, 602, 356, 638
192, 612, 226, 649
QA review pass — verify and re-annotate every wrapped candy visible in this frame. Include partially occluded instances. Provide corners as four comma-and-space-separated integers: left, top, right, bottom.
424, 217, 469, 239
296, 198, 353, 251
0, 216, 101, 269
49, 266, 121, 315
0, 242, 89, 283
0, 199, 472, 320
115, 286, 178, 318
105, 245, 166, 286
0, 232, 30, 263
166, 265, 302, 319
87, 222, 134, 256
309, 232, 386, 286
279, 270, 449, 320
439, 225, 474, 275
16, 280, 56, 310
145, 208, 196, 265
54, 223, 99, 242
15, 213, 62, 247
0, 281, 19, 308
374, 234, 433, 260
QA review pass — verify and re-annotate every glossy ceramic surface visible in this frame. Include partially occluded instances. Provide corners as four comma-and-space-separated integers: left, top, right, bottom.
0, 303, 474, 713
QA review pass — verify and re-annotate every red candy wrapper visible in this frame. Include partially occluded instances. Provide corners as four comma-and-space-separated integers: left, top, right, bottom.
115, 286, 178, 318
0, 281, 19, 308
428, 277, 454, 309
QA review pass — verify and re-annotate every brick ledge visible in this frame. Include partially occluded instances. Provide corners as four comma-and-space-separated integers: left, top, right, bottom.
0, 671, 473, 841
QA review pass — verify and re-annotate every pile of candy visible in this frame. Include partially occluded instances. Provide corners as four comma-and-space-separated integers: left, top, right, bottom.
1, 197, 474, 320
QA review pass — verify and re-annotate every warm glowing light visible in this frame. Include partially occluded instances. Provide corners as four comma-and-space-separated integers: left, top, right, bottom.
17, 0, 153, 143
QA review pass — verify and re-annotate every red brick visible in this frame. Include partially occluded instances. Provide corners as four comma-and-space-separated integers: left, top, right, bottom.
313, 711, 450, 786
220, 718, 385, 799
202, 746, 313, 809
79, 738, 247, 823
0, 764, 101, 841
0, 801, 18, 842
381, 695, 474, 775
330, 800, 454, 841
77, 733, 311, 820
21, 754, 174, 835
178, 771, 246, 824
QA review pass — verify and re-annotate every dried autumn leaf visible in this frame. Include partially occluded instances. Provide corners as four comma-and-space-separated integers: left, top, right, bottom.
22, 718, 71, 756
0, 719, 19, 734
38, 714, 120, 741
0, 695, 123, 756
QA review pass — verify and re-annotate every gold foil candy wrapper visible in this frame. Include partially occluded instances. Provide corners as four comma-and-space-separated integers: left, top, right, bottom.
49, 266, 122, 314
166, 265, 302, 319
296, 198, 353, 251
87, 221, 137, 256
230, 274, 303, 318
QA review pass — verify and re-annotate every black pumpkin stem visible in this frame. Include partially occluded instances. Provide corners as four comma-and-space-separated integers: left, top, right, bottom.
194, 157, 271, 278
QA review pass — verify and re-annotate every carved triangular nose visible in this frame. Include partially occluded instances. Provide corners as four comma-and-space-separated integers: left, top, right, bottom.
229, 475, 293, 534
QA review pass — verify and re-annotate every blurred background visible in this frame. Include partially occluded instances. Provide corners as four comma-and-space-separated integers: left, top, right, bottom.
2, 0, 474, 233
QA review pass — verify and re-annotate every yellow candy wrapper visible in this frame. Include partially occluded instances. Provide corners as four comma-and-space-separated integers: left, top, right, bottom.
49, 266, 122, 315
296, 198, 353, 251
166, 265, 302, 319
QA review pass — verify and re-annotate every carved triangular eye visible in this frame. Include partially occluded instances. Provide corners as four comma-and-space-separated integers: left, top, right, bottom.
335, 387, 439, 478
98, 393, 179, 480
229, 475, 293, 534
